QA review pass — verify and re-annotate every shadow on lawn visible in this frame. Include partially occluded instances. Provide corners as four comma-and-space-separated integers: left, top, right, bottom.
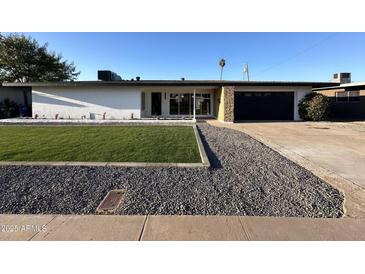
197, 126, 222, 169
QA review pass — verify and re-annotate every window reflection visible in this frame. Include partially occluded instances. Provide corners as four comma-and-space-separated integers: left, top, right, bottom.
169, 93, 211, 115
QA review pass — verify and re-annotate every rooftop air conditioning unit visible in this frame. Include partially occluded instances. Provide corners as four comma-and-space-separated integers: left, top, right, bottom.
332, 72, 351, 84
98, 70, 122, 81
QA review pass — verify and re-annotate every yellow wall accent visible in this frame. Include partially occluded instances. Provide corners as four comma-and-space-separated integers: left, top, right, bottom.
217, 87, 225, 121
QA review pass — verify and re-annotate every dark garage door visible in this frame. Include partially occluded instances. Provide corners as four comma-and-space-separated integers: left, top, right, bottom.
234, 92, 294, 121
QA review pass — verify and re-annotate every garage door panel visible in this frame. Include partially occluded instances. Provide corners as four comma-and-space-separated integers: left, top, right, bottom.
234, 92, 294, 120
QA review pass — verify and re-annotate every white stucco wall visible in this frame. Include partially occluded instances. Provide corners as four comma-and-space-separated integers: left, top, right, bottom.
31, 84, 312, 121
32, 86, 141, 120
293, 87, 312, 120
234, 86, 312, 120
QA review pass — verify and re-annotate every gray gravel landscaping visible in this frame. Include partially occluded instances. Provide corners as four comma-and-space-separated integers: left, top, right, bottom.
0, 123, 344, 217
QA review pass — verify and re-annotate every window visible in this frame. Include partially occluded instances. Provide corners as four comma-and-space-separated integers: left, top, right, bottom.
169, 93, 179, 115
336, 91, 360, 102
195, 93, 211, 115
169, 93, 193, 115
349, 91, 360, 102
179, 93, 192, 115
141, 92, 145, 110
169, 92, 211, 115
336, 91, 348, 102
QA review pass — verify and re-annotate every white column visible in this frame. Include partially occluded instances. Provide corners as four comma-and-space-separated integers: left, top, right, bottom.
193, 89, 196, 121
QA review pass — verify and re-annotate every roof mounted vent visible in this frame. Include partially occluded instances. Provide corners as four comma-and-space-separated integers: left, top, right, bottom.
332, 72, 351, 84
98, 70, 122, 81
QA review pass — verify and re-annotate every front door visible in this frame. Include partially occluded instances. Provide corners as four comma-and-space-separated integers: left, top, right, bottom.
151, 92, 162, 116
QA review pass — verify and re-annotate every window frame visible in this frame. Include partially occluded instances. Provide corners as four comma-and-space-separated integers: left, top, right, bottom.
335, 91, 360, 103
141, 92, 146, 111
349, 91, 360, 102
168, 92, 212, 116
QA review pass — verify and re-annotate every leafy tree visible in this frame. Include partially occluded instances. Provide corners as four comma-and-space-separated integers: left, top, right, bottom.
0, 33, 80, 83
298, 92, 331, 121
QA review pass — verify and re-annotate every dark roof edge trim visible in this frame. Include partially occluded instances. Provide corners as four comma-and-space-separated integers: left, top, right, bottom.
2, 80, 339, 89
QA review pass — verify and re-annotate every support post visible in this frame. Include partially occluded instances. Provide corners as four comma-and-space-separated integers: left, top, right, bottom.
193, 89, 196, 121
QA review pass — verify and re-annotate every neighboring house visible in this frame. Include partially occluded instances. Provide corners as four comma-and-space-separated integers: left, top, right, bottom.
314, 73, 365, 120
2, 71, 335, 122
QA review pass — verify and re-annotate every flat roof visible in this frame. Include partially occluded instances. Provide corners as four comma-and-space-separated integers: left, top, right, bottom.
314, 81, 365, 91
2, 80, 338, 89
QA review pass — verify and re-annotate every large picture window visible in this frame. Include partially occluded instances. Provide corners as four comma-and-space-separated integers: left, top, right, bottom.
179, 93, 192, 115
169, 93, 211, 115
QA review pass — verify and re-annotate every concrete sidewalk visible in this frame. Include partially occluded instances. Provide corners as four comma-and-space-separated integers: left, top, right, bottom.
1, 214, 365, 241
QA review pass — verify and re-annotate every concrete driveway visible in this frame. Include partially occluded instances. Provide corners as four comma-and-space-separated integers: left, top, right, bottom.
211, 121, 365, 188
208, 120, 365, 217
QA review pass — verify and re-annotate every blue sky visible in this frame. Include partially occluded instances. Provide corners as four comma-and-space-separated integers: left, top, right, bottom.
21, 32, 365, 82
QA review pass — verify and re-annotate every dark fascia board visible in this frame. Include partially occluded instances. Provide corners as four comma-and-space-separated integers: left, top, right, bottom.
314, 84, 365, 91
313, 86, 345, 91
0, 85, 31, 90
2, 80, 339, 89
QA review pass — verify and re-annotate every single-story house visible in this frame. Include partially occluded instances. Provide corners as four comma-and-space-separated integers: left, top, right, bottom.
314, 81, 365, 120
2, 76, 336, 122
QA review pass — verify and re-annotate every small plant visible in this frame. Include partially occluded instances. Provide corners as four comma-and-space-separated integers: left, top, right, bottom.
298, 92, 330, 121
0, 98, 19, 119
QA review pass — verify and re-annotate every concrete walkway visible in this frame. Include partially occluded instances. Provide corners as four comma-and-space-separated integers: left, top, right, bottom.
208, 120, 365, 218
1, 214, 365, 241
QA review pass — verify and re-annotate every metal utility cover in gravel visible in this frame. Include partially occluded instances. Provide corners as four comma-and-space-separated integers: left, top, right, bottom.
96, 189, 126, 214
0, 123, 344, 217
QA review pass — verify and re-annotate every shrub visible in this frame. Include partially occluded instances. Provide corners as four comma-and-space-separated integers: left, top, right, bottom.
0, 98, 19, 119
298, 93, 316, 120
298, 93, 330, 121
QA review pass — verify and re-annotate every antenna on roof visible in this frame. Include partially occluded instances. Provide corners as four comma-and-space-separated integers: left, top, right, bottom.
243, 63, 250, 81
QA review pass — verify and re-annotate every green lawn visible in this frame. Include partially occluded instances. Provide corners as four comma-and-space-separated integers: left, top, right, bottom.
0, 126, 201, 163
